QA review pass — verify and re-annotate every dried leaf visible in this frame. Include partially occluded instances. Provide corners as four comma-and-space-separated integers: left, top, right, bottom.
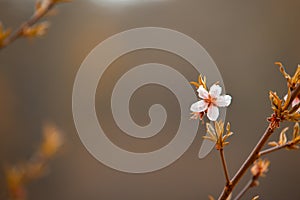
269, 91, 282, 113
190, 74, 207, 89
275, 62, 291, 83
226, 122, 230, 132
268, 141, 278, 147
204, 121, 233, 149
204, 123, 217, 142
215, 121, 224, 139
291, 65, 300, 86
190, 81, 200, 88
278, 127, 288, 145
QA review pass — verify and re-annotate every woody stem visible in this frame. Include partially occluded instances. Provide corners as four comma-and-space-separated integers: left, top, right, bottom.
217, 83, 300, 200
219, 148, 230, 185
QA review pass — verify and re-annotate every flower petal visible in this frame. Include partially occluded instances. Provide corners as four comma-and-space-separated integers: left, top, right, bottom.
215, 95, 232, 107
197, 85, 209, 99
207, 105, 219, 121
209, 84, 222, 98
292, 97, 300, 107
190, 100, 208, 112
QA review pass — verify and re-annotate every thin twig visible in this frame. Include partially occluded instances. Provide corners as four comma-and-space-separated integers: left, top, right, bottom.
217, 125, 274, 200
217, 83, 300, 200
220, 148, 230, 185
233, 176, 258, 200
259, 142, 296, 157
0, 1, 63, 49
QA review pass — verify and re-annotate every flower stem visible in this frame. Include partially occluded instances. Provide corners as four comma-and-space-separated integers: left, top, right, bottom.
219, 148, 230, 185
217, 84, 300, 200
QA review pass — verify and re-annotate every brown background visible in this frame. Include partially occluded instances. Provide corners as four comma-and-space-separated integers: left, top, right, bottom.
1, 0, 300, 199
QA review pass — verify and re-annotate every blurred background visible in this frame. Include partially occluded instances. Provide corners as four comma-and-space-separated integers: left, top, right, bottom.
1, 0, 300, 199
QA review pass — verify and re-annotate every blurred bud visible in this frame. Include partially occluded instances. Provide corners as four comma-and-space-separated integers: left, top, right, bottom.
40, 123, 63, 158
0, 22, 11, 46
251, 159, 270, 177
22, 22, 50, 38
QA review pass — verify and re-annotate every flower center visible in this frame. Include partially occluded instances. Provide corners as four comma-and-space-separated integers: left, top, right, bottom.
205, 95, 216, 106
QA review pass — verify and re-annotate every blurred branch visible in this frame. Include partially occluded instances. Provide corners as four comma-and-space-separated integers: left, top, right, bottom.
0, 1, 69, 200
5, 123, 63, 200
0, 0, 70, 49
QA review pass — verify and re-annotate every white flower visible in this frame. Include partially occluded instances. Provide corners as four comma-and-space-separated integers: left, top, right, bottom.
190, 84, 232, 121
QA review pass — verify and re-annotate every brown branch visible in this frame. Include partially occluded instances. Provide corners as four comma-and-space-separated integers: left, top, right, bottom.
0, 0, 66, 49
217, 83, 300, 200
217, 125, 274, 200
233, 176, 258, 200
259, 141, 297, 157
219, 148, 230, 185
5, 123, 63, 200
